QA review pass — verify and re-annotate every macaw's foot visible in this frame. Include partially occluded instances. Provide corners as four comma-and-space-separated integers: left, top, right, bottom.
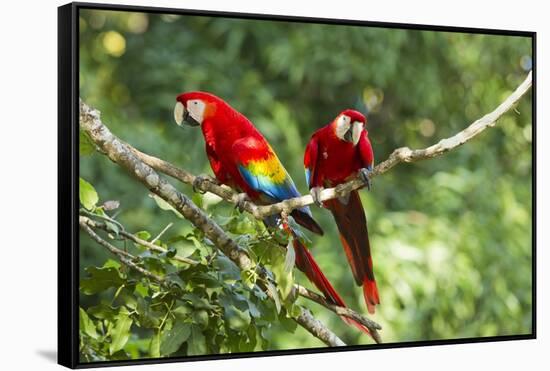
310, 187, 324, 207
234, 192, 251, 213
192, 174, 215, 194
359, 167, 373, 191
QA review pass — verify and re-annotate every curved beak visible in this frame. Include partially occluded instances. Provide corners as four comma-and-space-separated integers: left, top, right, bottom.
174, 101, 199, 127
343, 122, 363, 145
351, 121, 364, 145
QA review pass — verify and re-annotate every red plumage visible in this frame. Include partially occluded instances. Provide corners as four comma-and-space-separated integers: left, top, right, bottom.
304, 109, 380, 314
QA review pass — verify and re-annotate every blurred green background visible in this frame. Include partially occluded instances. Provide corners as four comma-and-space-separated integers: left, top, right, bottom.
79, 8, 533, 350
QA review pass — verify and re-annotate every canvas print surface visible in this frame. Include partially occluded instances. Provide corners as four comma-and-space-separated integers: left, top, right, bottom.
77, 7, 533, 364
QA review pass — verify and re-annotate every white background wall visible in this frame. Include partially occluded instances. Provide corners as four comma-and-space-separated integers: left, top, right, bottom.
0, 0, 545, 369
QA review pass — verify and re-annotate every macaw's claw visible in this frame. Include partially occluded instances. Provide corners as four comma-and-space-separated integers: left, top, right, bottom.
310, 187, 324, 207
192, 174, 214, 194
359, 168, 373, 191
234, 192, 251, 212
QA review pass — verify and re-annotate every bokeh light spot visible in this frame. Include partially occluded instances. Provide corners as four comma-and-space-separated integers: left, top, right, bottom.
419, 119, 435, 137
127, 13, 149, 34
102, 31, 126, 57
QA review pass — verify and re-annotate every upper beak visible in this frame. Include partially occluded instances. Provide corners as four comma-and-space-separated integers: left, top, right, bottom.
351, 121, 363, 145
174, 101, 199, 127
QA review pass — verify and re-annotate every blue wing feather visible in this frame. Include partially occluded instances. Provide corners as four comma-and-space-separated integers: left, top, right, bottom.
305, 168, 311, 187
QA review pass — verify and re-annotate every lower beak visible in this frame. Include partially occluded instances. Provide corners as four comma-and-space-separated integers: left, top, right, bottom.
343, 130, 353, 143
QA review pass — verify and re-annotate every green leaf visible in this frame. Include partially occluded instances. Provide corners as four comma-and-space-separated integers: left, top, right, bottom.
193, 310, 210, 329
192, 193, 204, 209
279, 311, 298, 334
283, 241, 296, 273
134, 282, 149, 298
240, 269, 256, 289
88, 303, 118, 321
238, 326, 257, 352
79, 307, 99, 339
135, 230, 151, 241
149, 330, 161, 358
247, 300, 261, 318
270, 246, 294, 300
214, 254, 241, 281
224, 305, 251, 331
172, 304, 192, 319
80, 266, 124, 295
187, 325, 207, 356
79, 177, 98, 210
160, 322, 191, 356
103, 259, 121, 269
150, 194, 183, 218
79, 130, 95, 156
266, 281, 281, 314
105, 221, 120, 235
109, 309, 133, 355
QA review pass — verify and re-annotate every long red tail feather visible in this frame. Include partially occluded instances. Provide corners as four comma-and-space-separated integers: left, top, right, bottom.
325, 190, 380, 314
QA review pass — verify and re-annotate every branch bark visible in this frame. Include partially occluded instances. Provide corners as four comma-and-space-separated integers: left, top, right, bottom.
295, 309, 346, 347
80, 101, 347, 347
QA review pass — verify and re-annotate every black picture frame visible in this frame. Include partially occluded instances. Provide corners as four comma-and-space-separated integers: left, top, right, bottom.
58, 2, 536, 369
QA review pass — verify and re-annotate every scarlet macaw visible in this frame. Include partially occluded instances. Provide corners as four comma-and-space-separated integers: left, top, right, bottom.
304, 109, 380, 314
174, 92, 370, 334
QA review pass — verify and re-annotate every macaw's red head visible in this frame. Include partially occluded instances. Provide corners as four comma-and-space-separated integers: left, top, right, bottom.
332, 109, 367, 146
174, 91, 221, 127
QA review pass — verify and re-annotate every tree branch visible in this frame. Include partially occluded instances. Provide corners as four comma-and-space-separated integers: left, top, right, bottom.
127, 145, 265, 218
121, 71, 531, 219
295, 309, 346, 347
80, 101, 347, 347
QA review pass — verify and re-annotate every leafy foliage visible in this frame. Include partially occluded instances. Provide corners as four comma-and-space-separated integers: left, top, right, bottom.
79, 182, 303, 361
79, 8, 532, 360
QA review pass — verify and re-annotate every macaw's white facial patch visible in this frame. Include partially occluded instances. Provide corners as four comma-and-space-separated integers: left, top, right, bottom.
352, 121, 364, 146
186, 99, 206, 124
335, 115, 351, 140
174, 101, 185, 126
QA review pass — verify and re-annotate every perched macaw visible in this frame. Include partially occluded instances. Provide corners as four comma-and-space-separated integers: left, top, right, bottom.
304, 109, 380, 314
173, 92, 370, 334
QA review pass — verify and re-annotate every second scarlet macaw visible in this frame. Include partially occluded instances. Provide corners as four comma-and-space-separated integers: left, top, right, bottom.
173, 92, 370, 334
304, 109, 380, 314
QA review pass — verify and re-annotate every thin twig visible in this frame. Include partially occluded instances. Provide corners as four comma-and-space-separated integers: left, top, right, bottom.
151, 222, 173, 244
296, 285, 382, 344
79, 217, 166, 283
80, 216, 198, 266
